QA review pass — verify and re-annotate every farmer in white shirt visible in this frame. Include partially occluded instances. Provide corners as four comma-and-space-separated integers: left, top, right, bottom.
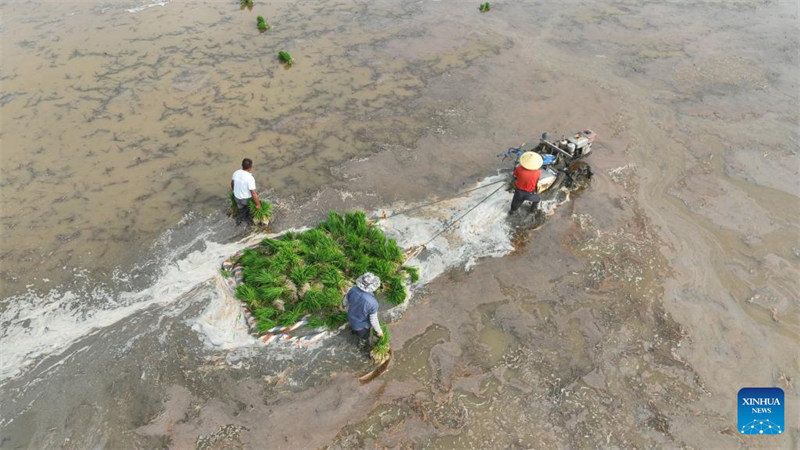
231, 158, 262, 224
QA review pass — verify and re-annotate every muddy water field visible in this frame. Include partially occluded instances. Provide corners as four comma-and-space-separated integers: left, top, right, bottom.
1, 0, 798, 449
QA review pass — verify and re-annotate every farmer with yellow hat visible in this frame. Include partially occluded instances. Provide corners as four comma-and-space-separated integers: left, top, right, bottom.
509, 152, 543, 214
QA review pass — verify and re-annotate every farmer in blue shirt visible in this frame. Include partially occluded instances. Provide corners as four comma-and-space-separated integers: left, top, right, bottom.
342, 272, 384, 343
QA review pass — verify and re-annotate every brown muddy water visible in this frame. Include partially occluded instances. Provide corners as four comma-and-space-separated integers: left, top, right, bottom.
1, 0, 798, 448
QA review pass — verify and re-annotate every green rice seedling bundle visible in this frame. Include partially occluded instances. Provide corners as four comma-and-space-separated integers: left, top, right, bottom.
248, 199, 272, 225
319, 211, 346, 236
235, 284, 258, 303
229, 192, 238, 217
289, 264, 316, 287
257, 16, 270, 32
319, 287, 342, 308
257, 286, 285, 303
320, 267, 346, 293
324, 311, 348, 329
278, 51, 294, 66
367, 258, 395, 281
306, 316, 326, 329
254, 306, 277, 332
233, 211, 418, 335
250, 269, 279, 288
479, 2, 491, 12
277, 306, 305, 327
276, 245, 302, 269
300, 288, 324, 312
383, 275, 406, 305
240, 0, 254, 10
345, 211, 369, 237
346, 254, 369, 279
257, 318, 277, 334
370, 325, 391, 364
402, 265, 420, 282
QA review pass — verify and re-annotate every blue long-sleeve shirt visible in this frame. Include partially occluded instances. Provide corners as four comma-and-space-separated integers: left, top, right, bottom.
342, 286, 380, 331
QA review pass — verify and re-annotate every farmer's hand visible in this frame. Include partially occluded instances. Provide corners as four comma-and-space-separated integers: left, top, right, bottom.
376, 330, 384, 338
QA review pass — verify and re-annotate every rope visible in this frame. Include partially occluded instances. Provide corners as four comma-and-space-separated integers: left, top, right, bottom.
420, 183, 507, 247
370, 179, 506, 221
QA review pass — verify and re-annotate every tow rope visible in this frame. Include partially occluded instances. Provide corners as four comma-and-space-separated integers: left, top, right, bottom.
369, 178, 506, 222
419, 183, 507, 247
375, 180, 509, 259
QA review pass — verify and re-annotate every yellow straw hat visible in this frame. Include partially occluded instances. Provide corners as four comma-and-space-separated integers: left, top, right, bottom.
519, 152, 543, 170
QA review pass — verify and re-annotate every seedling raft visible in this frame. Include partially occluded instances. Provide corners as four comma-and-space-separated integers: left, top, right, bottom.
228, 211, 418, 339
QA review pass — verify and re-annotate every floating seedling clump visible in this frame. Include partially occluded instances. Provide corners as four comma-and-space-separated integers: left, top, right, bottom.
257, 16, 270, 32
278, 50, 294, 66
479, 2, 491, 12
232, 211, 418, 337
240, 0, 253, 10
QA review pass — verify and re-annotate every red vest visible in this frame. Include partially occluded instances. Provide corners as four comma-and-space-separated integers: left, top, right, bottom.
513, 165, 541, 192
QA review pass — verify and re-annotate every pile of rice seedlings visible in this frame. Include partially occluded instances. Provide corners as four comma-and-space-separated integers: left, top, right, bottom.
257, 16, 270, 32
479, 2, 491, 12
370, 324, 391, 364
240, 0, 253, 10
278, 51, 294, 66
249, 199, 273, 225
234, 211, 418, 334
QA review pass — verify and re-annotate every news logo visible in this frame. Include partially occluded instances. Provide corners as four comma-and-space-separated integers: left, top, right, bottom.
738, 387, 784, 435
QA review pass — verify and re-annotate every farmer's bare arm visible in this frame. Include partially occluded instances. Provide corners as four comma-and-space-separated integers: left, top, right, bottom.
250, 190, 261, 209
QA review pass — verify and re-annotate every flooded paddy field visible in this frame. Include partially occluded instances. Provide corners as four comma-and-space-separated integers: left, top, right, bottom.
1, 0, 798, 448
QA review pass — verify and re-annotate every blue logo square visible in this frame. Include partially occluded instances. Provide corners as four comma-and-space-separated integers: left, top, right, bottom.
738, 387, 784, 435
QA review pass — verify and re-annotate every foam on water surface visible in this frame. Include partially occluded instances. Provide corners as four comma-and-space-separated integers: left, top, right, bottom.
125, 0, 170, 14
0, 229, 265, 382
379, 174, 515, 284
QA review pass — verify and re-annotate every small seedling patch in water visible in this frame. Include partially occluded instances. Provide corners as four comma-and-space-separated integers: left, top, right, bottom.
233, 211, 418, 335
240, 0, 253, 10
256, 16, 270, 32
479, 2, 491, 12
278, 50, 294, 66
